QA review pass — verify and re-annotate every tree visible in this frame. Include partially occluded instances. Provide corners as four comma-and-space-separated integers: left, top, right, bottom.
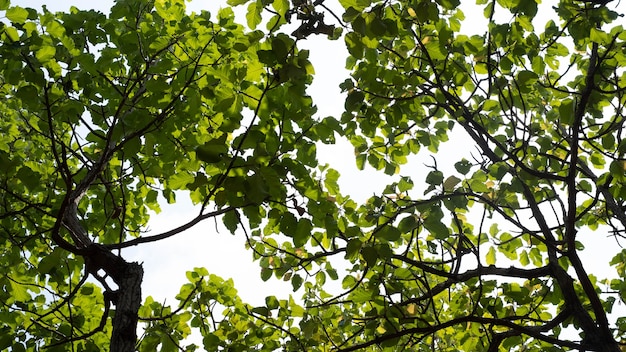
0, 0, 332, 350
1, 0, 626, 351
225, 0, 626, 350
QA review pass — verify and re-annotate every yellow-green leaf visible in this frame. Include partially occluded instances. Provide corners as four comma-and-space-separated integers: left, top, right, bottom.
35, 46, 56, 63
246, 2, 262, 30
486, 247, 496, 265
6, 6, 28, 24
4, 26, 19, 41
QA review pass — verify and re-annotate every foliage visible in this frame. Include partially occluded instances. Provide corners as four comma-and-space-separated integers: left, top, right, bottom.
223, 0, 626, 350
1, 0, 626, 351
0, 0, 328, 350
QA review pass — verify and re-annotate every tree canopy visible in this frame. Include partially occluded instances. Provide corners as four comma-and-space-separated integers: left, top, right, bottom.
1, 0, 626, 351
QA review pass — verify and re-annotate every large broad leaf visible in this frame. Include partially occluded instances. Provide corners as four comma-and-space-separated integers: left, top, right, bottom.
6, 6, 28, 23
246, 2, 262, 29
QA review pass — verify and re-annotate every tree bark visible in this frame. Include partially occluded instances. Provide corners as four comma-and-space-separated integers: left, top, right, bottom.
84, 244, 144, 352
110, 261, 143, 352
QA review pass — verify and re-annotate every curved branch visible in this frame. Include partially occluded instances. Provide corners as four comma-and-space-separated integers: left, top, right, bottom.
335, 311, 581, 352
106, 205, 246, 249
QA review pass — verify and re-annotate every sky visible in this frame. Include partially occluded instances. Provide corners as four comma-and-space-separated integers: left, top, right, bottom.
7, 0, 626, 344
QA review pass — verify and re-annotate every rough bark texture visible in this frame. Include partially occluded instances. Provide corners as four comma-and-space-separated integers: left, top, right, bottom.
110, 261, 143, 352
83, 244, 144, 352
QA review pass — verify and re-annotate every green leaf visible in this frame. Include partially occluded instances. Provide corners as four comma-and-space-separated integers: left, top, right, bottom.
361, 246, 378, 267
16, 167, 39, 191
261, 268, 272, 281
339, 0, 371, 11
345, 90, 365, 112
398, 176, 413, 192
519, 251, 530, 266
223, 210, 240, 233
324, 168, 341, 194
398, 215, 419, 233
291, 273, 303, 291
6, 6, 28, 24
326, 265, 338, 280
251, 306, 270, 316
203, 334, 221, 348
168, 172, 194, 189
80, 285, 95, 295
558, 99, 574, 125
454, 159, 472, 174
45, 20, 66, 39
516, 70, 538, 93
350, 287, 373, 303
0, 333, 12, 350
590, 28, 609, 44
3, 26, 19, 41
423, 217, 449, 239
246, 2, 262, 29
486, 247, 496, 266
38, 248, 62, 274
271, 36, 289, 62
375, 226, 401, 242
367, 17, 387, 38
265, 295, 279, 309
443, 175, 461, 192
345, 239, 362, 260
439, 0, 460, 9
602, 133, 615, 150
8, 280, 30, 302
195, 136, 228, 164
425, 170, 444, 185
345, 32, 364, 59
280, 212, 298, 238
294, 218, 313, 247
609, 161, 625, 181
35, 46, 56, 63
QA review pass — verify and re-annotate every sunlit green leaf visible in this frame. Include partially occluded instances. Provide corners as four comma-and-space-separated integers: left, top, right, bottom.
0, 0, 11, 11
6, 6, 28, 24
486, 247, 496, 266
246, 2, 262, 29
35, 46, 56, 63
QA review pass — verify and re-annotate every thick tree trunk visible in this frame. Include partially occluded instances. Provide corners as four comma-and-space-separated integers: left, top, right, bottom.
83, 244, 144, 352
110, 262, 143, 352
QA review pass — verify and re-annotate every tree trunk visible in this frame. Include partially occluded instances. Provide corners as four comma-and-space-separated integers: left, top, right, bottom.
110, 261, 143, 352
83, 244, 144, 352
